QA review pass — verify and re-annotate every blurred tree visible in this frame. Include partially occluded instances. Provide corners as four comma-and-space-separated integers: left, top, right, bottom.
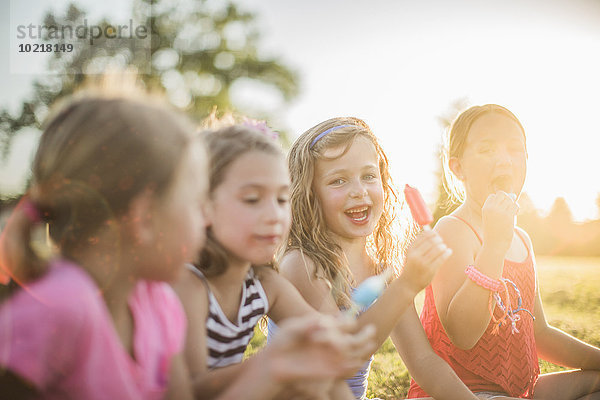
0, 0, 298, 159
517, 192, 537, 216
516, 192, 540, 232
542, 197, 574, 255
547, 197, 573, 227
516, 192, 552, 254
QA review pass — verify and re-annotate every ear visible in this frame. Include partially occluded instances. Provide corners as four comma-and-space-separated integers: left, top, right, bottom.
448, 157, 464, 181
202, 199, 214, 228
123, 189, 156, 245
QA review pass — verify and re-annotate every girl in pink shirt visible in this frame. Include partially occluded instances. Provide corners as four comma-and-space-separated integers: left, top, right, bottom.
173, 118, 455, 400
0, 78, 208, 400
0, 81, 380, 400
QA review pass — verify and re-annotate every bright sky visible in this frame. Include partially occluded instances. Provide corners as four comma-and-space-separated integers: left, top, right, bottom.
2, 0, 600, 221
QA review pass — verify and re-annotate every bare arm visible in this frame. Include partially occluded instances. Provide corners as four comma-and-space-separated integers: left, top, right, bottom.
391, 304, 478, 399
165, 352, 194, 400
258, 265, 323, 323
218, 314, 374, 400
172, 269, 249, 400
281, 229, 452, 353
433, 193, 519, 350
534, 286, 600, 370
213, 351, 282, 400
432, 216, 503, 349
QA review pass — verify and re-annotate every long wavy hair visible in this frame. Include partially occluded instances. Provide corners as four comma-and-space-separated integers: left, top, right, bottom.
286, 117, 408, 307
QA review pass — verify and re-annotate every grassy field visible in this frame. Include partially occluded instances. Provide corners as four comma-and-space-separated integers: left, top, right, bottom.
247, 256, 600, 399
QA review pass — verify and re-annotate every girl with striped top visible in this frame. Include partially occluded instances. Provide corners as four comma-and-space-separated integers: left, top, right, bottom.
173, 119, 455, 399
172, 122, 378, 400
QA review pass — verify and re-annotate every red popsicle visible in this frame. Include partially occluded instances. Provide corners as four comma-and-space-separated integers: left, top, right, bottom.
404, 184, 433, 227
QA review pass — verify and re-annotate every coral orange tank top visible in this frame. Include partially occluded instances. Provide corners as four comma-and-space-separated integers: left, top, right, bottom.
408, 216, 539, 398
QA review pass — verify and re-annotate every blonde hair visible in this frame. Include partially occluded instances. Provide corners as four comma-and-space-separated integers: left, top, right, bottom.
441, 104, 527, 206
286, 117, 405, 307
197, 123, 285, 277
1, 74, 198, 284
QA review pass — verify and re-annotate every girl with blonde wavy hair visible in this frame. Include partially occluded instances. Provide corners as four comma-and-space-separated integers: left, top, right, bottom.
270, 117, 479, 399
172, 119, 382, 400
286, 117, 400, 306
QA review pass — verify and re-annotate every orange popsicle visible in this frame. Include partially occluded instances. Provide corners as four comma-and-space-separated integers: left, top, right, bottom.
404, 184, 433, 227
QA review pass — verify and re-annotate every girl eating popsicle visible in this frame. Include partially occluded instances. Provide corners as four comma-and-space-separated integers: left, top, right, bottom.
409, 104, 600, 399
272, 117, 480, 399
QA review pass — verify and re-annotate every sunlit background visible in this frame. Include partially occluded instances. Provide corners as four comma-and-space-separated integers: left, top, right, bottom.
2, 0, 600, 221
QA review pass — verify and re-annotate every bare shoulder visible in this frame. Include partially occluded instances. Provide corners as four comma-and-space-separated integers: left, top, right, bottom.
254, 265, 320, 320
434, 215, 480, 256
431, 215, 480, 305
277, 250, 337, 314
171, 266, 209, 381
253, 265, 280, 286
515, 225, 534, 248
435, 215, 476, 239
254, 265, 295, 301
279, 249, 318, 284
170, 266, 209, 317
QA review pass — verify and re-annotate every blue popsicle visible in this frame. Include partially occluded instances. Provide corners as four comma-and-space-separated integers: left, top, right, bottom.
347, 268, 393, 316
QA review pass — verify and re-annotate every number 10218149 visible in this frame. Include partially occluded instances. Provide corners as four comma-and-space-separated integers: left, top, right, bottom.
18, 43, 74, 53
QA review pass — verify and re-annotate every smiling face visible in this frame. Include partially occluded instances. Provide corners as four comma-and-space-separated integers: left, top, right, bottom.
452, 111, 527, 207
313, 135, 384, 242
206, 150, 291, 266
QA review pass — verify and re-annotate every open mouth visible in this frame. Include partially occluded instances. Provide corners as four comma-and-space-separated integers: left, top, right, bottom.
255, 234, 281, 244
344, 206, 370, 223
492, 175, 512, 193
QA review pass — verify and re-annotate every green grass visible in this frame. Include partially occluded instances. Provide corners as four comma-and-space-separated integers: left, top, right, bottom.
247, 256, 600, 399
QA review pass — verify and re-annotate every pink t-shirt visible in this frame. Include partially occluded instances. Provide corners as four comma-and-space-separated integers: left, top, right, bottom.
0, 259, 186, 400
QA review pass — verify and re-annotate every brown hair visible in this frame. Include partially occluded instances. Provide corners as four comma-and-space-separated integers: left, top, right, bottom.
441, 104, 527, 205
286, 117, 406, 307
1, 78, 197, 284
197, 123, 285, 277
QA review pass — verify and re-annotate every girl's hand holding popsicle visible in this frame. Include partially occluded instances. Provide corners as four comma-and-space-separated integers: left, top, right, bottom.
347, 268, 394, 316
347, 184, 451, 314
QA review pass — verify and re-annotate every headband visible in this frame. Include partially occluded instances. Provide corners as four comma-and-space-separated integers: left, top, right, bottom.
309, 124, 355, 148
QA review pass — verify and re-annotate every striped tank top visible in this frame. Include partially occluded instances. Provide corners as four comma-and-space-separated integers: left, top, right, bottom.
187, 265, 269, 368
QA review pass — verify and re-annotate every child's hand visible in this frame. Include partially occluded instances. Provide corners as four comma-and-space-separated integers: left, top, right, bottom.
265, 315, 376, 383
274, 381, 334, 400
402, 229, 452, 294
481, 191, 519, 255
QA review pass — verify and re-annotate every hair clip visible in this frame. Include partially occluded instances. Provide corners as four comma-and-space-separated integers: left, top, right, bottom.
242, 118, 279, 140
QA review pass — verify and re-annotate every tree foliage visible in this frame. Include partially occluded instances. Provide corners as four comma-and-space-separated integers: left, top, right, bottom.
0, 0, 298, 158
